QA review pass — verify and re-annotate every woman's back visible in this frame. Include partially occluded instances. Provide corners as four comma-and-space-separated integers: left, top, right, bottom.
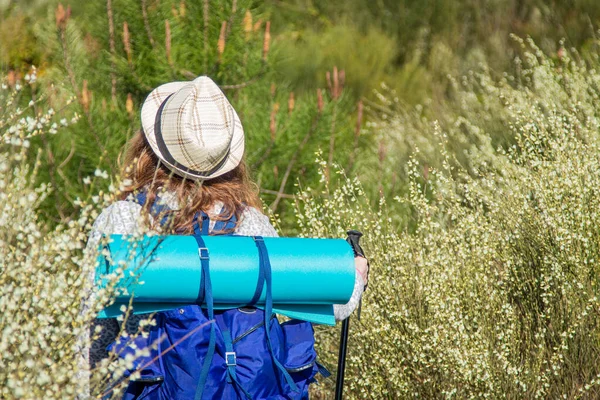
84, 76, 367, 399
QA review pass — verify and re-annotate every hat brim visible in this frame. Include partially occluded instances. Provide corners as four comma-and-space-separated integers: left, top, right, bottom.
140, 81, 245, 180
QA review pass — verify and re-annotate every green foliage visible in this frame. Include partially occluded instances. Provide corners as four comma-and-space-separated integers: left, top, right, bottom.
270, 0, 600, 105
273, 24, 397, 97
0, 12, 41, 69
11, 0, 362, 227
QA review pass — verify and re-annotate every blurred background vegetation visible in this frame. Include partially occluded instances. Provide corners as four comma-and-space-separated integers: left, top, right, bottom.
2, 0, 600, 227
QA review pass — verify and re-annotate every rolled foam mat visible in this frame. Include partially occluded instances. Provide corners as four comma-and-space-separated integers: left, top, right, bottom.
96, 234, 355, 325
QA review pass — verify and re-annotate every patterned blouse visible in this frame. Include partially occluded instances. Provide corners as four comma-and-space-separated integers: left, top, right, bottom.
86, 194, 365, 367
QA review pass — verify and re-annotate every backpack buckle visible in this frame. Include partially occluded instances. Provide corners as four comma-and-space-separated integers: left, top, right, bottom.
198, 247, 209, 260
225, 351, 237, 366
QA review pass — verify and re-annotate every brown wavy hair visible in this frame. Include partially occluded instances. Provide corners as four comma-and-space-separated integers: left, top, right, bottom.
119, 130, 261, 234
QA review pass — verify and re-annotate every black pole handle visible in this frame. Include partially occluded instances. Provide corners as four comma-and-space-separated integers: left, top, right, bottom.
347, 230, 368, 290
346, 230, 365, 258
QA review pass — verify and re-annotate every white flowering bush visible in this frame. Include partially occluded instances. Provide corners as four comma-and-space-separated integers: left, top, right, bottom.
0, 70, 155, 399
0, 69, 88, 398
302, 41, 600, 398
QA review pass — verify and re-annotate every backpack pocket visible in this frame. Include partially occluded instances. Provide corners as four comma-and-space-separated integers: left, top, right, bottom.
107, 322, 165, 400
280, 319, 317, 373
121, 378, 164, 400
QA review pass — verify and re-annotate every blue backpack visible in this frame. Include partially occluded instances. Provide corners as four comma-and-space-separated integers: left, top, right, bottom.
107, 194, 330, 399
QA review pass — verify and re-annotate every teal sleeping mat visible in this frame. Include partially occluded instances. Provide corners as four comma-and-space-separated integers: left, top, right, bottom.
96, 234, 355, 325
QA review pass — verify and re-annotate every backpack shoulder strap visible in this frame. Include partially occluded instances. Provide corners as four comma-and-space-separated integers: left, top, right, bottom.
213, 212, 238, 233
192, 211, 211, 236
134, 192, 173, 226
193, 207, 238, 236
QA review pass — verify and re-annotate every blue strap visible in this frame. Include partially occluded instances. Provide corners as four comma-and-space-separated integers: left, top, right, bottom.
223, 330, 252, 399
248, 242, 265, 306
102, 244, 111, 274
136, 192, 172, 226
192, 211, 210, 236
253, 236, 299, 393
195, 247, 208, 306
213, 214, 236, 233
223, 330, 234, 384
207, 207, 238, 234
135, 192, 147, 205
193, 233, 217, 400
316, 361, 332, 378
188, 206, 238, 236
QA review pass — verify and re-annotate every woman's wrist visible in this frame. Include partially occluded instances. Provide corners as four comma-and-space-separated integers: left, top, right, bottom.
354, 255, 369, 284
356, 270, 366, 289
356, 268, 367, 284
355, 267, 367, 282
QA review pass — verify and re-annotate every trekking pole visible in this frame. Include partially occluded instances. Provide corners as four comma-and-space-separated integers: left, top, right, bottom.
335, 230, 367, 400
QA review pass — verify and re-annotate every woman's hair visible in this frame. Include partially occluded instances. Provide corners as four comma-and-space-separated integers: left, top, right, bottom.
120, 130, 261, 234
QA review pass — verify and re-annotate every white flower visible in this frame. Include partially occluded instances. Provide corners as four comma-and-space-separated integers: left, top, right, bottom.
94, 169, 109, 179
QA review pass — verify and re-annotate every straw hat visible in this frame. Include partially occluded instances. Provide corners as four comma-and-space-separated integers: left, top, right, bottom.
140, 76, 244, 180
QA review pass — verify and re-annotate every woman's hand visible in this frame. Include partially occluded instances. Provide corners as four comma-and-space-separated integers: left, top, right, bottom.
355, 256, 369, 285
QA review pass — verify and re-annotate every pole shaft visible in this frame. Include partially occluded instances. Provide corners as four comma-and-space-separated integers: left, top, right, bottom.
335, 317, 351, 400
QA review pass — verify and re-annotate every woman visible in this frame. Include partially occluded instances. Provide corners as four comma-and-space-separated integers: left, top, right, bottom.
88, 76, 368, 399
